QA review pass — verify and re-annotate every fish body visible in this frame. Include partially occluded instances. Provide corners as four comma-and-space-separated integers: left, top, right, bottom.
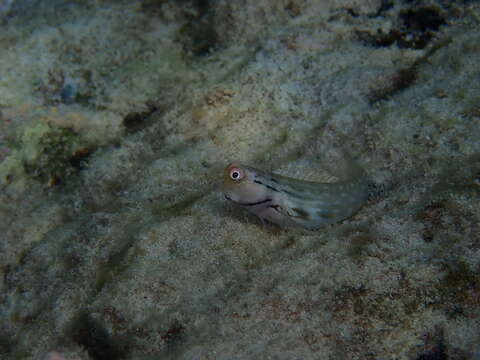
222, 162, 368, 229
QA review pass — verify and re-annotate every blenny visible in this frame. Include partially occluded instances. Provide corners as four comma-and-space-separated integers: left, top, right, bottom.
222, 161, 368, 229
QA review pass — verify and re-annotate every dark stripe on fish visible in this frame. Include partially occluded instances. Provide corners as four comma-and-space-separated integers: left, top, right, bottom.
254, 179, 279, 192
225, 195, 272, 207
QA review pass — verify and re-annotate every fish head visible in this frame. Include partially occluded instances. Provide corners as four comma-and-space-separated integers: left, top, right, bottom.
222, 163, 269, 204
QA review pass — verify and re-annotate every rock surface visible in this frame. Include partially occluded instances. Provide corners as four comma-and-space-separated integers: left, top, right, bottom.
0, 1, 479, 359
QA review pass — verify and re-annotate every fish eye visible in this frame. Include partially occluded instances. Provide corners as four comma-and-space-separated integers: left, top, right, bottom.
229, 167, 244, 181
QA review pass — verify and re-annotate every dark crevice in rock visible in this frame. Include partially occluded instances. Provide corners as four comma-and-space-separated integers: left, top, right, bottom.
357, 6, 447, 49
179, 0, 219, 56
122, 103, 160, 134
69, 313, 129, 360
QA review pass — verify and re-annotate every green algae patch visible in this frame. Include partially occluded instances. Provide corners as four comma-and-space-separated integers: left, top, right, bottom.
0, 123, 92, 187
0, 154, 27, 189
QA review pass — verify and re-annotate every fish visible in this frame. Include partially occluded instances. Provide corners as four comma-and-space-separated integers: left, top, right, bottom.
221, 160, 369, 229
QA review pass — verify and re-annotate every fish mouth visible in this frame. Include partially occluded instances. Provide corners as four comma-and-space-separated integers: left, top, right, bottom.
224, 194, 272, 207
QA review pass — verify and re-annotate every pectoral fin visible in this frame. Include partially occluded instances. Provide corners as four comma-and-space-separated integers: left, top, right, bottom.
271, 204, 310, 221
286, 206, 311, 220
